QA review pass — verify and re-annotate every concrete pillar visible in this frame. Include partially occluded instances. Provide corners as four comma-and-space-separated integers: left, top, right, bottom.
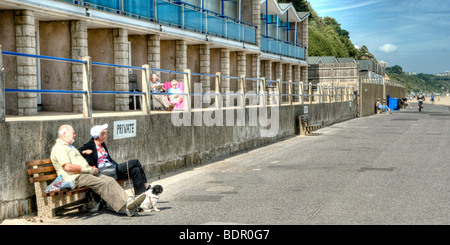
199, 44, 210, 92
302, 18, 309, 59
199, 44, 210, 107
175, 40, 187, 81
220, 48, 230, 101
293, 65, 301, 102
15, 10, 37, 116
147, 34, 160, 77
113, 28, 129, 111
252, 0, 261, 47
237, 51, 246, 77
264, 60, 272, 80
71, 20, 88, 113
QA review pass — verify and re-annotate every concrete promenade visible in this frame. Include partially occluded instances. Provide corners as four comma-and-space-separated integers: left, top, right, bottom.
2, 101, 450, 225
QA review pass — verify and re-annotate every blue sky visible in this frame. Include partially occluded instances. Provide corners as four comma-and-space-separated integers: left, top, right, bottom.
307, 0, 450, 74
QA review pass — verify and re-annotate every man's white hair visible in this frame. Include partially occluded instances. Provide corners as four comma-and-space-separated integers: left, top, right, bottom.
58, 125, 71, 137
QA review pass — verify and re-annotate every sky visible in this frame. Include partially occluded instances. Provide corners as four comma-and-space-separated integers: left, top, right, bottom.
307, 0, 450, 74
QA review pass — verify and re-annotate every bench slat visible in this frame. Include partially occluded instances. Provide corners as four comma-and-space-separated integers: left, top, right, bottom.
43, 186, 90, 197
30, 173, 58, 183
26, 159, 52, 167
27, 166, 56, 175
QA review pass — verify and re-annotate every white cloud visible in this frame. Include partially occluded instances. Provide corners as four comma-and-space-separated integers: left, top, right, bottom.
378, 43, 398, 53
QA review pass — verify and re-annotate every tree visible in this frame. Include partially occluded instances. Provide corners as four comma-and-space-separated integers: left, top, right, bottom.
324, 17, 350, 38
386, 65, 403, 74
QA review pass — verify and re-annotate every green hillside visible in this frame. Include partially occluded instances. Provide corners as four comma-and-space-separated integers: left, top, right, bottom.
388, 72, 450, 94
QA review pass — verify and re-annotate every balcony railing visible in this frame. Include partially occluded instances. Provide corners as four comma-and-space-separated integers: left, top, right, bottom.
260, 35, 305, 60
59, 0, 256, 45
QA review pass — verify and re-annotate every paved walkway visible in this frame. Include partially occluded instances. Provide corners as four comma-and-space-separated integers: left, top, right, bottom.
3, 102, 450, 225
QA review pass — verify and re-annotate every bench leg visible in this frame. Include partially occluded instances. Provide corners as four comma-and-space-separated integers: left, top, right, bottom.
300, 123, 307, 136
35, 182, 56, 218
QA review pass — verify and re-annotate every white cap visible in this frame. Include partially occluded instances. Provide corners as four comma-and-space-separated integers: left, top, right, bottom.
90, 124, 108, 138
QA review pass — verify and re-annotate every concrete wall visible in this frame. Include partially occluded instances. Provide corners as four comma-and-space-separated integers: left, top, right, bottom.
0, 11, 17, 115
360, 83, 406, 117
0, 102, 356, 221
39, 21, 72, 112
88, 29, 115, 111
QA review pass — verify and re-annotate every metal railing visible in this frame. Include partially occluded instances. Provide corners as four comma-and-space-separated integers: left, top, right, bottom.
1, 49, 356, 122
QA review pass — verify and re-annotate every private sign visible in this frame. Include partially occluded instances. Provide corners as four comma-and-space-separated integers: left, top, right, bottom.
113, 120, 137, 140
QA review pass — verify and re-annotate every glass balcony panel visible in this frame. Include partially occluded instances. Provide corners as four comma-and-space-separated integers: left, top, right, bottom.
269, 38, 279, 54
123, 0, 154, 19
243, 25, 256, 44
227, 20, 241, 41
184, 7, 205, 32
84, 0, 120, 10
207, 14, 226, 37
157, 0, 182, 26
261, 35, 306, 60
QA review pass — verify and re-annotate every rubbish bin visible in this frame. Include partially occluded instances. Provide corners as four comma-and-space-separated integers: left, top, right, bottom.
388, 98, 398, 110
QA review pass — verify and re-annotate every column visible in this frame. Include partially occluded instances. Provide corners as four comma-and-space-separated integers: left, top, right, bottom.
200, 44, 210, 107
220, 48, 230, 105
71, 20, 88, 113
147, 34, 160, 77
113, 28, 129, 111
251, 0, 261, 47
175, 40, 187, 81
15, 10, 37, 116
293, 65, 300, 102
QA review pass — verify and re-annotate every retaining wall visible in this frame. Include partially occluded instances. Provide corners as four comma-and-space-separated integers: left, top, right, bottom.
0, 101, 356, 221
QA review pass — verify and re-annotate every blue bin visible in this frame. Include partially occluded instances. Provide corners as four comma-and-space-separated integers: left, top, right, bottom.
388, 98, 399, 110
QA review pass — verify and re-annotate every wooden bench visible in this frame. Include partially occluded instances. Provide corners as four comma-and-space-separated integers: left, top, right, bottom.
299, 114, 321, 136
26, 158, 125, 218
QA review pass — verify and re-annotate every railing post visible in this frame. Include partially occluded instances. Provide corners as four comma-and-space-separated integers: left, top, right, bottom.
184, 69, 192, 113
299, 82, 303, 105
0, 45, 5, 122
288, 80, 292, 105
82, 56, 92, 118
318, 84, 322, 104
141, 64, 151, 115
260, 77, 266, 107
334, 86, 337, 103
276, 79, 281, 106
215, 72, 222, 111
240, 75, 246, 109
308, 82, 312, 104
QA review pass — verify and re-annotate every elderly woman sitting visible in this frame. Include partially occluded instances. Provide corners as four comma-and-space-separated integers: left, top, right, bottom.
78, 124, 150, 195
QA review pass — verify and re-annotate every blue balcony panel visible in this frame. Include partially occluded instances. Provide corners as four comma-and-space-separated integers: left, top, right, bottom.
184, 8, 205, 32
157, 0, 182, 26
56, 0, 256, 45
123, 0, 154, 19
261, 35, 306, 60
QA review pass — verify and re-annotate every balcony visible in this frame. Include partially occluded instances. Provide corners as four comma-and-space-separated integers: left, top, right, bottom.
260, 35, 306, 60
59, 0, 256, 45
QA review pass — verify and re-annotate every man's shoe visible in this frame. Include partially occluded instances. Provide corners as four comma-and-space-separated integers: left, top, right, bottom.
125, 193, 146, 217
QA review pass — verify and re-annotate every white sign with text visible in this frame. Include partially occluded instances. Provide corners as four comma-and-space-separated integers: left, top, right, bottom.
113, 120, 137, 140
